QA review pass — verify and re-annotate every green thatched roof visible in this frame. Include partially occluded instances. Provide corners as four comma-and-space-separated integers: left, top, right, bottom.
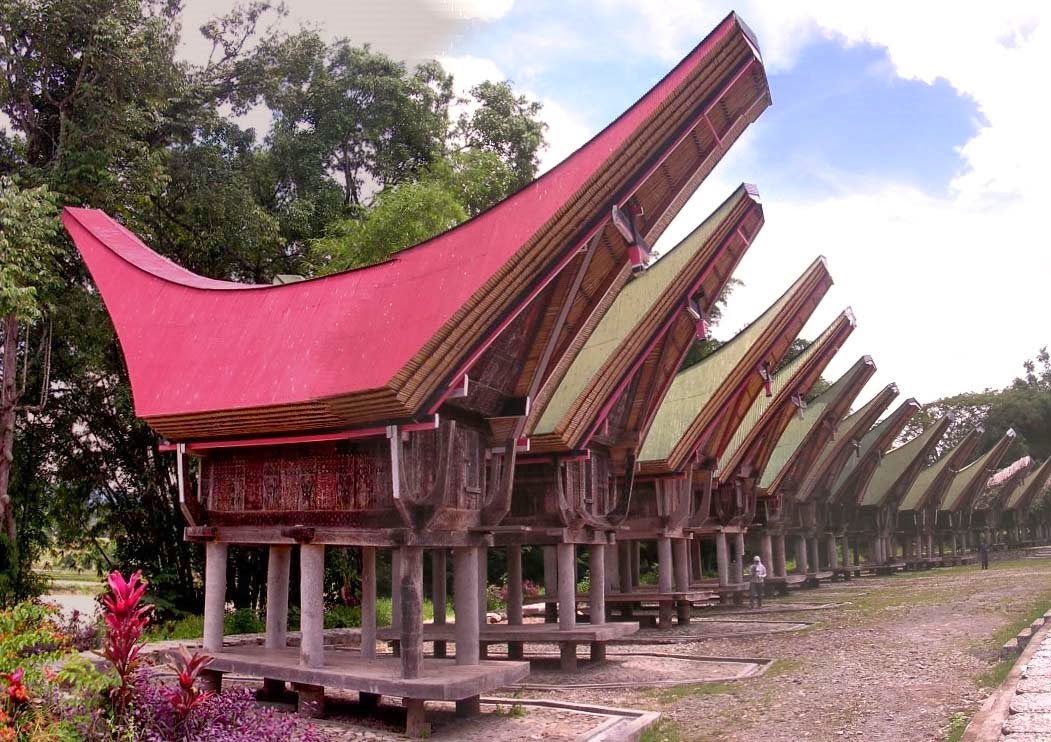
897, 429, 980, 512
1007, 456, 1051, 511
795, 384, 897, 502
858, 415, 949, 508
535, 185, 755, 437
718, 310, 852, 475
759, 356, 873, 492
639, 260, 826, 465
941, 430, 1016, 512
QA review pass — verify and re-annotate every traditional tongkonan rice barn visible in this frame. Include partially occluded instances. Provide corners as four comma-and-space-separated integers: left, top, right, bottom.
63, 11, 773, 735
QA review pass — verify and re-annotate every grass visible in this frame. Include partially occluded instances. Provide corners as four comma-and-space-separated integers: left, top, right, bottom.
945, 711, 971, 742
644, 680, 737, 705
640, 717, 686, 742
977, 659, 1013, 689
764, 657, 804, 677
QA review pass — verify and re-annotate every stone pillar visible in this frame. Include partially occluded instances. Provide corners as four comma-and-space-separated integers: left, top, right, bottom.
841, 536, 851, 568
430, 549, 447, 658
299, 544, 325, 669
507, 544, 524, 660
265, 545, 290, 650
631, 541, 641, 587
927, 533, 935, 559
399, 546, 424, 679
203, 541, 228, 654
716, 531, 730, 587
543, 546, 558, 623
672, 538, 690, 625
807, 536, 819, 575
361, 547, 377, 660
760, 533, 774, 574
605, 541, 618, 591
557, 543, 576, 630
657, 537, 674, 628
617, 541, 632, 593
773, 534, 787, 578
261, 546, 290, 701
453, 547, 480, 666
795, 536, 809, 575
734, 532, 746, 584
557, 543, 577, 671
589, 543, 606, 625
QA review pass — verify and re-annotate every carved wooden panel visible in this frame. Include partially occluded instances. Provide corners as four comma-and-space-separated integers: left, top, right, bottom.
203, 441, 392, 514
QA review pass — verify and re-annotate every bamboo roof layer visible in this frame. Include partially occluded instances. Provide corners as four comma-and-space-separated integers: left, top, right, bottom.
976, 456, 1033, 510
794, 384, 898, 503
940, 430, 1016, 513
897, 428, 983, 513
529, 184, 763, 452
716, 309, 855, 481
637, 258, 832, 475
829, 399, 920, 506
759, 356, 876, 496
64, 13, 771, 441
858, 415, 951, 508
1007, 456, 1051, 511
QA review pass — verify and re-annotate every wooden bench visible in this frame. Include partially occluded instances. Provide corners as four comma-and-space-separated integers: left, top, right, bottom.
555, 591, 715, 628
377, 621, 639, 670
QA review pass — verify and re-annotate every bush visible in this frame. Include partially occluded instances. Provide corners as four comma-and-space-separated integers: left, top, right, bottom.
225, 608, 264, 636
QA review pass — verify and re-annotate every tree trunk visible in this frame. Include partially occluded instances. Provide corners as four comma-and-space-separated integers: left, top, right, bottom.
0, 314, 19, 546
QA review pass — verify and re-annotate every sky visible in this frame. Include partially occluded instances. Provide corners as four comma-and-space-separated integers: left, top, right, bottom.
178, 1, 1051, 406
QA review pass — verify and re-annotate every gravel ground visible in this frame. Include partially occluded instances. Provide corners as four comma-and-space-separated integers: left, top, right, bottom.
499, 558, 1051, 741
189, 558, 1051, 741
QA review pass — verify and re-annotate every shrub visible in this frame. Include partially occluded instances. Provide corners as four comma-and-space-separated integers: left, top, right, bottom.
224, 608, 264, 636
130, 669, 325, 742
101, 570, 152, 713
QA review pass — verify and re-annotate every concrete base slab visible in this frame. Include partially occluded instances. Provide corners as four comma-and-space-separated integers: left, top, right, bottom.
377, 621, 639, 645
205, 647, 529, 701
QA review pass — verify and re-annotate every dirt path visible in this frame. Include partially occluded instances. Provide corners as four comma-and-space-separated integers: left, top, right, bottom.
501, 558, 1051, 741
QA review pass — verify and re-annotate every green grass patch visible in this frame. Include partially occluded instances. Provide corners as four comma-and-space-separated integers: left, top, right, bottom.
644, 680, 736, 705
640, 717, 687, 742
977, 659, 1013, 689
945, 711, 971, 742
764, 658, 804, 677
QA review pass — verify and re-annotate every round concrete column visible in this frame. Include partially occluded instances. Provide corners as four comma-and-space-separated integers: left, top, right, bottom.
203, 541, 228, 654
265, 545, 291, 650
299, 544, 325, 669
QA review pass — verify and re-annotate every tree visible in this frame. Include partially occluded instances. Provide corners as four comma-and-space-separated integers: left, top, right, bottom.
0, 177, 58, 600
454, 81, 546, 190
262, 38, 452, 208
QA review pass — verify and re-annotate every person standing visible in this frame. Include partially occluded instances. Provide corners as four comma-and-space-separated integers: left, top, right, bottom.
748, 555, 767, 609
979, 540, 989, 570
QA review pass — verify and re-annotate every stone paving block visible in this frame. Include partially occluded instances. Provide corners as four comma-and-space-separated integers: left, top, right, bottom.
1004, 713, 1051, 734
1011, 695, 1051, 715
1018, 678, 1051, 694
1025, 665, 1051, 679
999, 734, 1051, 741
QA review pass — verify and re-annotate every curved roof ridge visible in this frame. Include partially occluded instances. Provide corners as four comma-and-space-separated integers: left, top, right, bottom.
759, 355, 875, 493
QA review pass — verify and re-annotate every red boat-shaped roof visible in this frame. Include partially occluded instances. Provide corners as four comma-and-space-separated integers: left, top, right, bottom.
64, 13, 770, 440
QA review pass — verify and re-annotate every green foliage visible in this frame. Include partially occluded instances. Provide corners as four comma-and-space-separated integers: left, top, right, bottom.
945, 711, 970, 742
0, 0, 547, 616
0, 178, 59, 320
313, 177, 467, 270
454, 80, 546, 190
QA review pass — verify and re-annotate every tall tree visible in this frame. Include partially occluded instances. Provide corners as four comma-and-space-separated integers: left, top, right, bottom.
0, 177, 58, 599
